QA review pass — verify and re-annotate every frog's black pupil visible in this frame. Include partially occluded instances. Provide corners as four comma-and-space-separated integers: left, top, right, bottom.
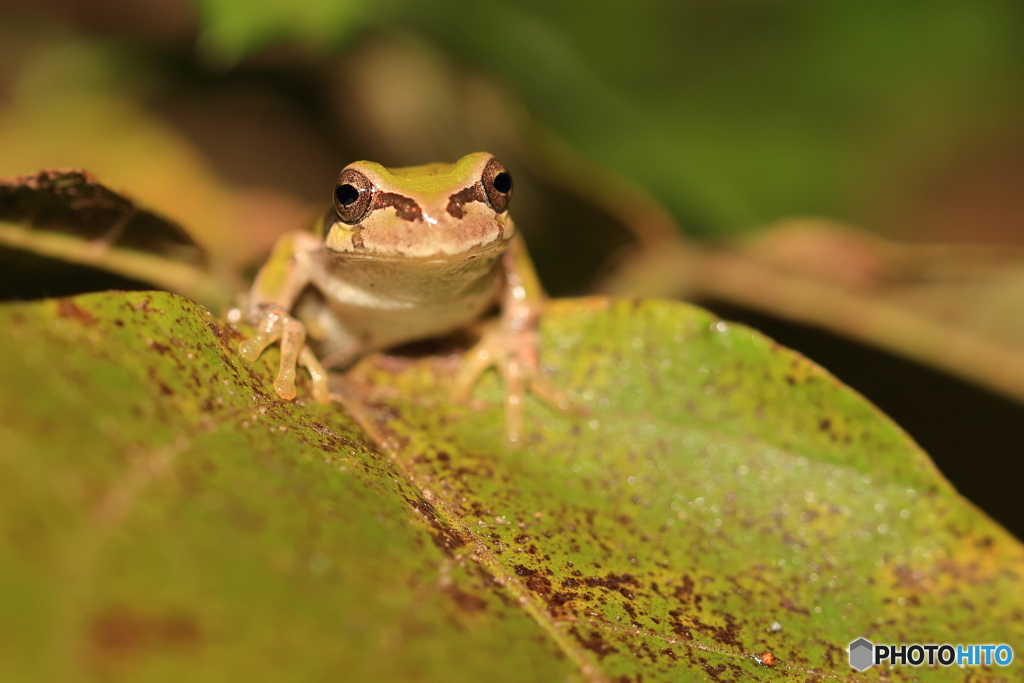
336, 184, 360, 206
492, 172, 512, 194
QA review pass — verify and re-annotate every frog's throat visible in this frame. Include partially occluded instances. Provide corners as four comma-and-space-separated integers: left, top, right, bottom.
313, 247, 505, 310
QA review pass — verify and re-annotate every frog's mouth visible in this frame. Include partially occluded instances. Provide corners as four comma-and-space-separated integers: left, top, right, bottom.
326, 235, 511, 266
324, 213, 515, 262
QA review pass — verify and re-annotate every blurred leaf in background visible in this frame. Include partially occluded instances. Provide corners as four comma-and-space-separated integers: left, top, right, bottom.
195, 0, 370, 67
194, 0, 1024, 237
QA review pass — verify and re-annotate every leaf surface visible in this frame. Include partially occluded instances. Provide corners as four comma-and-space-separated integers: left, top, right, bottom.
1, 291, 1021, 681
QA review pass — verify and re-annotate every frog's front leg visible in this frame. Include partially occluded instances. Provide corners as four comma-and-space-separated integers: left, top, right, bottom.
453, 234, 568, 442
238, 231, 331, 403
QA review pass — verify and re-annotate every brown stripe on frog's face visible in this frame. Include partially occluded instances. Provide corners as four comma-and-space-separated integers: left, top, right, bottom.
373, 192, 422, 222
446, 184, 485, 219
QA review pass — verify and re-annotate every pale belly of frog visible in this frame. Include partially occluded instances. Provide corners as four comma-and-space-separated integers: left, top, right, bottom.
294, 279, 500, 368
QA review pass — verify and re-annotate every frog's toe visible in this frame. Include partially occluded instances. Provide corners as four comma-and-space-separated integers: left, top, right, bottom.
299, 346, 332, 403
238, 326, 279, 362
273, 376, 297, 400
502, 355, 527, 443
238, 306, 287, 361
270, 316, 306, 400
452, 337, 496, 402
528, 373, 573, 414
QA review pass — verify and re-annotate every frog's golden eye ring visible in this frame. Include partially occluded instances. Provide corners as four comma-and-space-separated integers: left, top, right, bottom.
482, 158, 513, 213
334, 168, 375, 224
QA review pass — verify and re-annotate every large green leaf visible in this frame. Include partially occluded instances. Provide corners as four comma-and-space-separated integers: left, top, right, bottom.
1, 291, 1021, 681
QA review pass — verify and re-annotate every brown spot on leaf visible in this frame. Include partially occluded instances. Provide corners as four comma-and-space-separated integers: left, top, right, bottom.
89, 608, 200, 663
405, 496, 467, 554
57, 298, 97, 326
584, 572, 640, 600
674, 574, 695, 602
779, 598, 810, 615
548, 591, 577, 615
570, 626, 618, 659
149, 340, 171, 355
699, 660, 728, 682
513, 564, 553, 596
445, 585, 488, 613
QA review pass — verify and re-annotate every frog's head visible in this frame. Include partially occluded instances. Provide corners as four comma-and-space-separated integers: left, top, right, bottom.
323, 152, 515, 260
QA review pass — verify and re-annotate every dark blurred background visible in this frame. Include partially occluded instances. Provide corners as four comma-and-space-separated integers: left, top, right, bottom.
0, 0, 1022, 537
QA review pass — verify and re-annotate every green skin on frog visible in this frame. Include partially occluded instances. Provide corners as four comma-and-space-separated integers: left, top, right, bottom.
238, 152, 563, 441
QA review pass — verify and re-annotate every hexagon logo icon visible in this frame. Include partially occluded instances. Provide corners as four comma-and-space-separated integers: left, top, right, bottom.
849, 638, 874, 671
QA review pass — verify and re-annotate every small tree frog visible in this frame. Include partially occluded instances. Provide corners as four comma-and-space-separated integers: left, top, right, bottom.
237, 152, 564, 441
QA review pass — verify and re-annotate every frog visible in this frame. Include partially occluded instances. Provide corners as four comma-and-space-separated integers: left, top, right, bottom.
236, 151, 565, 442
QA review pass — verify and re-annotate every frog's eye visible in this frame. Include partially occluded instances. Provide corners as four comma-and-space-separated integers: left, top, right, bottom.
482, 158, 513, 213
334, 168, 375, 224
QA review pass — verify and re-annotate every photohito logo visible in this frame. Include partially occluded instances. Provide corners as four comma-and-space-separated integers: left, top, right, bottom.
848, 638, 1014, 671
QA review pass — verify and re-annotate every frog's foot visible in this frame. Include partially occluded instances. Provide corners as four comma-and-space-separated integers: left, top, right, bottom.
452, 326, 570, 443
238, 306, 331, 403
